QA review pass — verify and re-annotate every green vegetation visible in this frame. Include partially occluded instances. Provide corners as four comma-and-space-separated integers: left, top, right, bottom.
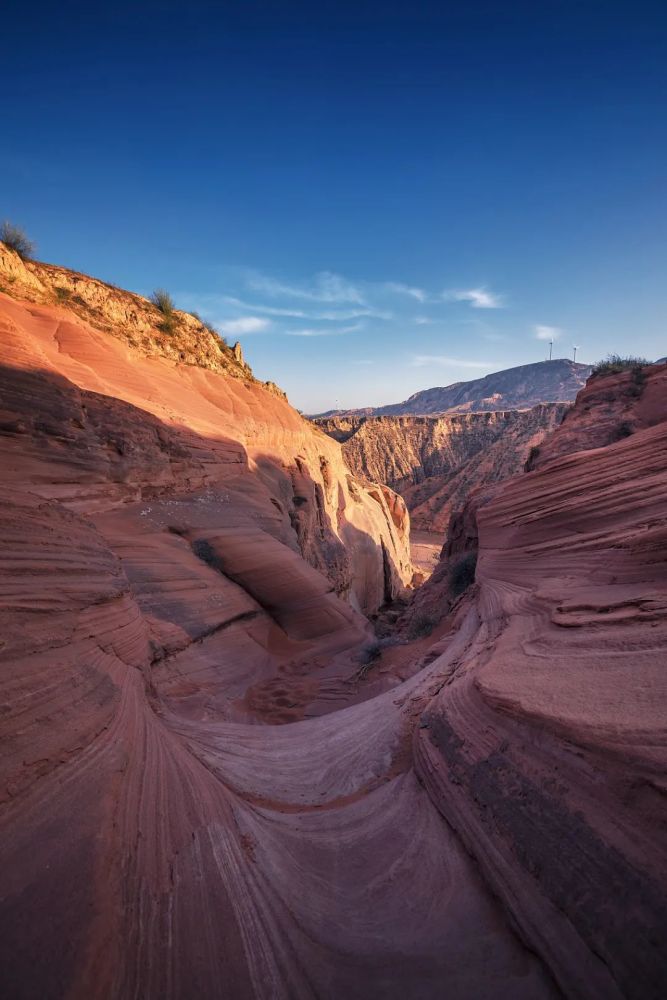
150, 288, 177, 333
54, 285, 72, 302
150, 288, 176, 314
0, 221, 35, 260
407, 612, 437, 639
591, 354, 649, 377
449, 550, 478, 596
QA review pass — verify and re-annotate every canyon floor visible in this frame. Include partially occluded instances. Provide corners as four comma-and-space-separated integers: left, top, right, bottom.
409, 529, 442, 578
1, 247, 666, 1000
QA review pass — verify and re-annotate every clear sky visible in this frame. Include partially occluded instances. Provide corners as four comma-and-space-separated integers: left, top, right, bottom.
3, 1, 666, 411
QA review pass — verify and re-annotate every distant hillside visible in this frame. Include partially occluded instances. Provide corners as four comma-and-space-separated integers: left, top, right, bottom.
314, 359, 591, 418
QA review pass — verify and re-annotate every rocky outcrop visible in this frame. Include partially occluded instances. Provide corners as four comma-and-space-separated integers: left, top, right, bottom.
314, 358, 591, 418
529, 360, 667, 470
0, 242, 253, 379
414, 397, 667, 999
317, 403, 566, 532
0, 279, 411, 620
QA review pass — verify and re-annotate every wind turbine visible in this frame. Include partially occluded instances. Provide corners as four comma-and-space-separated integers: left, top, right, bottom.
573, 345, 579, 363
548, 339, 553, 361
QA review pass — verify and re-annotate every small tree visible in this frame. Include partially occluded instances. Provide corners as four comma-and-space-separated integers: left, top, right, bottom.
0, 221, 35, 260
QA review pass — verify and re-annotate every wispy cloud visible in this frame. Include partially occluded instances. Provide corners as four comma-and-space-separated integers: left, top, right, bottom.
218, 316, 270, 335
414, 315, 434, 325
534, 324, 562, 341
245, 269, 366, 305
384, 281, 427, 302
284, 322, 363, 337
410, 355, 494, 369
223, 296, 391, 321
442, 287, 504, 309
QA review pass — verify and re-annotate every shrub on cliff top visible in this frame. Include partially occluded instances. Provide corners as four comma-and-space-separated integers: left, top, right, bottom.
591, 354, 649, 377
150, 288, 175, 315
150, 288, 178, 333
0, 221, 35, 260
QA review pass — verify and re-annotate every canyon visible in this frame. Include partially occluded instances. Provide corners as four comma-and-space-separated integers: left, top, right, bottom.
315, 403, 567, 533
1, 244, 666, 1000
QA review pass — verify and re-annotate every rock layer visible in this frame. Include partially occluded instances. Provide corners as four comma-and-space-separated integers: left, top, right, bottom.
316, 403, 566, 531
415, 390, 667, 999
1, 254, 666, 1000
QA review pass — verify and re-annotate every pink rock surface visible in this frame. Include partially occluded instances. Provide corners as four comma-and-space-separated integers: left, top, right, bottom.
417, 401, 667, 999
1, 274, 666, 999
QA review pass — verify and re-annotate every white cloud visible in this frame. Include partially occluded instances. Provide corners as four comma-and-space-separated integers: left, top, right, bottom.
218, 316, 270, 335
222, 297, 310, 318
384, 281, 427, 302
284, 323, 362, 337
443, 287, 504, 309
414, 315, 434, 325
245, 269, 366, 305
534, 324, 562, 341
410, 355, 493, 369
223, 296, 391, 321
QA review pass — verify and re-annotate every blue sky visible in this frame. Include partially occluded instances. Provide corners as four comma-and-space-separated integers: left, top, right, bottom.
2, 1, 666, 411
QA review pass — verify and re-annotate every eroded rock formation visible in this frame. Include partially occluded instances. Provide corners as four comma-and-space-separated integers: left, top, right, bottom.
414, 363, 667, 1000
316, 404, 566, 532
1, 249, 666, 1000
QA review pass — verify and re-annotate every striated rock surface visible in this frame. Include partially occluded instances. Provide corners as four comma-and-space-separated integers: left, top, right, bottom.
0, 276, 411, 618
394, 361, 667, 998
314, 358, 591, 418
415, 407, 667, 999
1, 251, 666, 1000
528, 360, 667, 470
317, 403, 566, 532
0, 259, 558, 1000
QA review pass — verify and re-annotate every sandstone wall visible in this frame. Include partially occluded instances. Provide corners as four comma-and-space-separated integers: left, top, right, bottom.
316, 404, 566, 532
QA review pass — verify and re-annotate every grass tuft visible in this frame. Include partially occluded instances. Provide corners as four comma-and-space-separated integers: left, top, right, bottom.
0, 221, 35, 260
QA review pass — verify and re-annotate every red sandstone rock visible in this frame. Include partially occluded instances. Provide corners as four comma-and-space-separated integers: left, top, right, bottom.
1, 259, 666, 999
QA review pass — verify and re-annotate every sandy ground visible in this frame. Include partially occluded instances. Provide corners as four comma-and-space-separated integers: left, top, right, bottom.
410, 529, 443, 578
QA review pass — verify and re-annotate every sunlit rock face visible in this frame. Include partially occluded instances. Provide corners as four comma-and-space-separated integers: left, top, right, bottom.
316, 403, 567, 532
